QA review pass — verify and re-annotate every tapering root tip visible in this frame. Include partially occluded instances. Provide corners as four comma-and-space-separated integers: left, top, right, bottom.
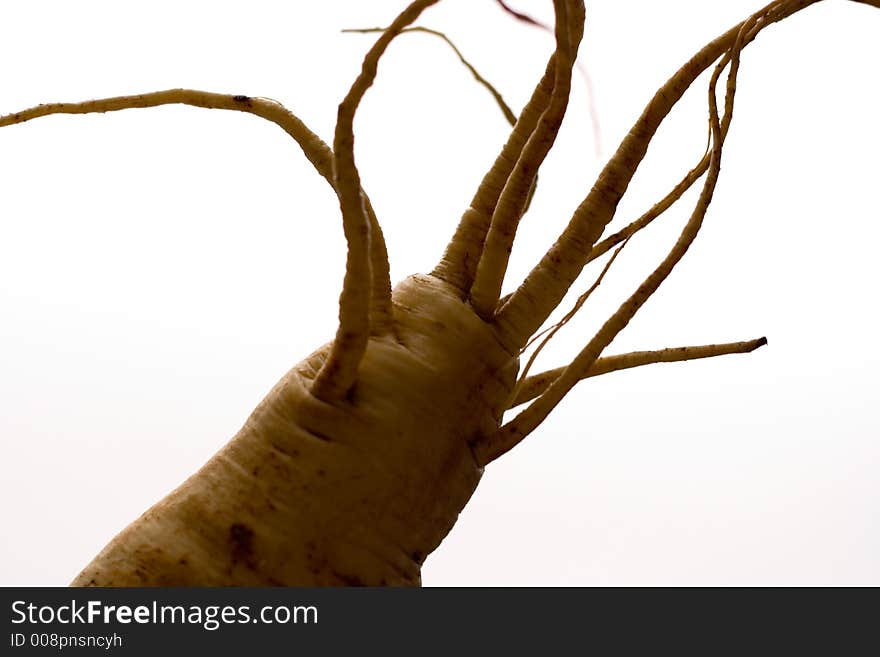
756, 336, 768, 348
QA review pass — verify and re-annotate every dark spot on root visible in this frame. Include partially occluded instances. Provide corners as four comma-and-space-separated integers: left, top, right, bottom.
228, 523, 255, 564
304, 423, 333, 442
178, 558, 188, 566
316, 469, 326, 477
232, 94, 251, 102
411, 550, 424, 564
331, 570, 366, 586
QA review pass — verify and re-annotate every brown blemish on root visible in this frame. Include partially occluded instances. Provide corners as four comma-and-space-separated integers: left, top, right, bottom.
228, 523, 255, 565
331, 570, 366, 586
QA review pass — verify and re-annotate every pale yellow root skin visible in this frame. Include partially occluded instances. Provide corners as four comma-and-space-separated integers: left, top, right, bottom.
71, 275, 517, 586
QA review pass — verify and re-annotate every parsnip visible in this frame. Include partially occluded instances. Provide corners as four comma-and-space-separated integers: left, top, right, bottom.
2, 0, 876, 586
71, 274, 516, 585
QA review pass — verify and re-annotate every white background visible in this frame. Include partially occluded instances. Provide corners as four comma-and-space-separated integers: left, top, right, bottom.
1, 1, 877, 586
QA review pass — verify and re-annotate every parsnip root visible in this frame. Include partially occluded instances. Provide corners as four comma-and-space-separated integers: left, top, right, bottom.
3, 0, 874, 585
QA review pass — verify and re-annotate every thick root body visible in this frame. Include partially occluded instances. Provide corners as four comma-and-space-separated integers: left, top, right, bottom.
71, 274, 517, 586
